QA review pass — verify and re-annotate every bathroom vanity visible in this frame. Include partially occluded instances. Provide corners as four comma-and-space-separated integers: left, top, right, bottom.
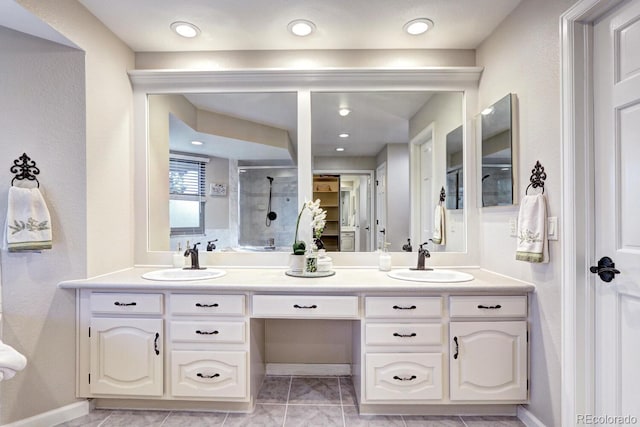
59, 267, 533, 415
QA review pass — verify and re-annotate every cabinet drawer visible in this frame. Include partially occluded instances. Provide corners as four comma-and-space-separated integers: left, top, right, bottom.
171, 350, 247, 399
170, 294, 245, 316
449, 296, 527, 318
365, 353, 442, 401
90, 293, 163, 315
171, 321, 246, 344
252, 295, 359, 318
366, 324, 442, 346
365, 297, 441, 318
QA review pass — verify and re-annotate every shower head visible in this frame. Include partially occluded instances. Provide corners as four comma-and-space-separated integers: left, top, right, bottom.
267, 176, 274, 182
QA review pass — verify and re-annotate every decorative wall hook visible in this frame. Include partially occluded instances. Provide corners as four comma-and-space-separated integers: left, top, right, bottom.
439, 186, 446, 204
525, 160, 546, 195
10, 153, 40, 187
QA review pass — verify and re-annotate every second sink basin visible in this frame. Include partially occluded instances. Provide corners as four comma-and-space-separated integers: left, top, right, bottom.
387, 269, 474, 283
141, 268, 226, 282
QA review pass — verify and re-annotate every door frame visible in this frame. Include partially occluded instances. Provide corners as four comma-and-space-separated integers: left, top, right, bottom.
560, 0, 624, 425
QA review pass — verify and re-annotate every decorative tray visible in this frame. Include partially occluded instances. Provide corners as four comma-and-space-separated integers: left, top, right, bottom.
285, 270, 336, 278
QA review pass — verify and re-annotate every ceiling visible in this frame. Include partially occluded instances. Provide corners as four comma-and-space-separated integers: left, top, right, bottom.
74, 0, 520, 161
78, 0, 521, 52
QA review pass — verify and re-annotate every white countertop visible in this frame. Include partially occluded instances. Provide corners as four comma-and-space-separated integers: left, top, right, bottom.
58, 267, 535, 294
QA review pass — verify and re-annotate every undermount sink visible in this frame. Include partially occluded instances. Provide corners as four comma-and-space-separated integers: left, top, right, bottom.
387, 269, 474, 283
141, 268, 227, 282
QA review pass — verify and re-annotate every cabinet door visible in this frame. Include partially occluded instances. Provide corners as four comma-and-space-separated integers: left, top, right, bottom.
90, 317, 163, 396
450, 321, 527, 401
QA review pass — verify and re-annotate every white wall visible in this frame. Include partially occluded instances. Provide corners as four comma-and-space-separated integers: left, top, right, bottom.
17, 0, 136, 278
0, 27, 85, 424
475, 0, 577, 426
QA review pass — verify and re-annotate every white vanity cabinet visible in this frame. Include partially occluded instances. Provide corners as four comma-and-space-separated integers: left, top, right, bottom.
361, 296, 444, 403
168, 293, 249, 400
448, 296, 528, 402
87, 292, 164, 396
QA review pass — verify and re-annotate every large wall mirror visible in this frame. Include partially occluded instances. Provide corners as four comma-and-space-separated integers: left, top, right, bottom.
480, 93, 517, 207
139, 73, 472, 257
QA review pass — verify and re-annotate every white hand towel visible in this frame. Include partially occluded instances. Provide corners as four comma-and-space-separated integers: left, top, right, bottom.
4, 187, 52, 252
0, 340, 27, 381
432, 205, 446, 245
516, 194, 548, 263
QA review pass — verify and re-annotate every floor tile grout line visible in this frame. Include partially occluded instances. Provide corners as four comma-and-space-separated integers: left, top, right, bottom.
282, 375, 293, 427
459, 415, 470, 427
220, 411, 229, 426
96, 412, 112, 427
337, 376, 347, 427
158, 410, 171, 426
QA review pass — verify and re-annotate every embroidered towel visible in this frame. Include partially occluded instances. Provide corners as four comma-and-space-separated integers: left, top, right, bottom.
516, 194, 548, 263
5, 187, 52, 252
0, 340, 27, 381
432, 204, 446, 245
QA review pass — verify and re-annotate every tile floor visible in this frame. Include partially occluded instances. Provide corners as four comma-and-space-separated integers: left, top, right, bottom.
56, 376, 525, 427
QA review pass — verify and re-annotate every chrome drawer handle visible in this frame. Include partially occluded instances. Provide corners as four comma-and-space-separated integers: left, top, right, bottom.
195, 303, 219, 308
293, 304, 317, 309
393, 305, 416, 310
393, 375, 417, 381
114, 301, 137, 306
393, 332, 417, 338
477, 304, 502, 310
196, 330, 219, 335
197, 373, 220, 379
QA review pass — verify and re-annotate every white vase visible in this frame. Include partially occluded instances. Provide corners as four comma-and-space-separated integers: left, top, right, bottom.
289, 254, 304, 273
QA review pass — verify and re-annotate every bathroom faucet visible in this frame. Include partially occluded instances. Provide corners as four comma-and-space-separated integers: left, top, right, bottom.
414, 241, 432, 270
184, 242, 204, 270
206, 239, 218, 251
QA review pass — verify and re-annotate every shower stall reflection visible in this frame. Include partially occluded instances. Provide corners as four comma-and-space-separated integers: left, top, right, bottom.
238, 167, 298, 251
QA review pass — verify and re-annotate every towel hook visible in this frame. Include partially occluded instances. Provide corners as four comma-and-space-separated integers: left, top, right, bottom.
10, 153, 40, 188
439, 186, 446, 204
525, 160, 546, 195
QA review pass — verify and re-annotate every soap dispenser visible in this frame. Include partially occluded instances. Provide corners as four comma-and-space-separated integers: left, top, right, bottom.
173, 243, 184, 268
378, 242, 392, 271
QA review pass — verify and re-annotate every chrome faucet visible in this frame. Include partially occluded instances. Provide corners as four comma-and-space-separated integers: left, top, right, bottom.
414, 241, 431, 270
184, 242, 204, 270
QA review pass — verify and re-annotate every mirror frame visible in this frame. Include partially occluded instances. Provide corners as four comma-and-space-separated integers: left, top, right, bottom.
131, 68, 482, 267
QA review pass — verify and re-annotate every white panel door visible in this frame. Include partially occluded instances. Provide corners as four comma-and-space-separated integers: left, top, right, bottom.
90, 317, 163, 396
375, 162, 387, 250
594, 0, 640, 420
449, 321, 527, 401
420, 139, 434, 244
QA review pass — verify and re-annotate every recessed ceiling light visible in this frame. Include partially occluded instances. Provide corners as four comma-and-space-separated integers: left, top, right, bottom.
288, 19, 316, 37
338, 108, 351, 117
339, 133, 350, 138
336, 147, 345, 152
191, 140, 203, 146
403, 18, 434, 36
170, 21, 201, 38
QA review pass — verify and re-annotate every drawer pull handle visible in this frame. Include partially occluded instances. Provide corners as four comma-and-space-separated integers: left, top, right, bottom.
195, 303, 219, 308
477, 304, 502, 310
154, 332, 160, 356
393, 375, 417, 381
196, 373, 220, 379
196, 330, 219, 335
293, 304, 318, 309
453, 336, 459, 359
393, 305, 417, 310
393, 332, 417, 338
114, 301, 137, 306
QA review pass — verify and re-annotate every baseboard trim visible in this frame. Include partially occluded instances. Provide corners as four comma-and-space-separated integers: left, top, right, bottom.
265, 363, 351, 376
517, 405, 547, 427
1, 400, 91, 427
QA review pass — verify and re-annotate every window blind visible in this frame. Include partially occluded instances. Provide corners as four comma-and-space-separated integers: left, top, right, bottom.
169, 157, 206, 201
